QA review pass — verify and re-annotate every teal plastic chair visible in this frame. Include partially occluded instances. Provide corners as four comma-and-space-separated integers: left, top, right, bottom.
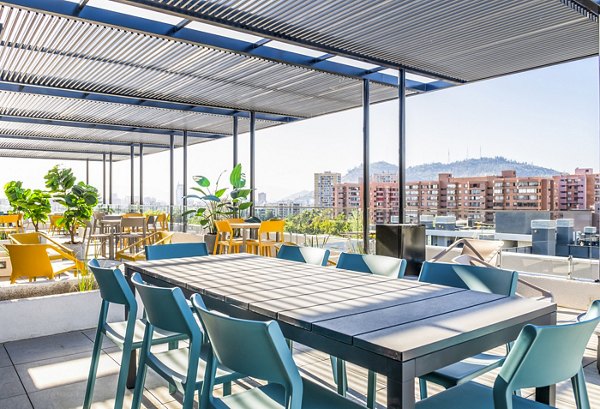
191, 293, 366, 409
417, 300, 600, 409
417, 261, 519, 399
130, 273, 240, 409
145, 242, 209, 260
336, 252, 407, 278
277, 244, 330, 266
333, 252, 407, 407
84, 260, 186, 409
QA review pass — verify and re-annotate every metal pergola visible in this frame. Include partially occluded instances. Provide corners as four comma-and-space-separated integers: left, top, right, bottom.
0, 0, 597, 244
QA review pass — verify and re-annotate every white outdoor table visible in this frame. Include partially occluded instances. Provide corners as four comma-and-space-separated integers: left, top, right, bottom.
125, 254, 557, 408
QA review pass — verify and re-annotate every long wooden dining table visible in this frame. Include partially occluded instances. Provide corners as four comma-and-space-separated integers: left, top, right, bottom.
124, 253, 557, 409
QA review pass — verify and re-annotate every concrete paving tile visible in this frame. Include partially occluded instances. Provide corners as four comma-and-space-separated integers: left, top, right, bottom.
27, 373, 164, 409
15, 350, 120, 393
0, 366, 26, 400
5, 332, 93, 365
0, 394, 33, 409
81, 329, 117, 350
0, 345, 12, 368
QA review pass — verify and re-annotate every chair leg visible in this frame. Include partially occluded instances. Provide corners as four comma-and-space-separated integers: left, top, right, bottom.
330, 356, 347, 396
223, 381, 232, 396
572, 367, 591, 409
367, 370, 377, 408
168, 340, 178, 395
114, 338, 134, 409
131, 351, 148, 409
419, 378, 428, 400
83, 329, 104, 409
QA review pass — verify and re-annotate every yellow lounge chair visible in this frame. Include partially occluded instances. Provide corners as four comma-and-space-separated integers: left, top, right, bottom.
4, 243, 79, 284
116, 231, 174, 262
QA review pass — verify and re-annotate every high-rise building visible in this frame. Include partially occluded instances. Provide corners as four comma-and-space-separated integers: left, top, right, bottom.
553, 168, 597, 211
333, 175, 399, 224
314, 171, 341, 208
257, 192, 267, 206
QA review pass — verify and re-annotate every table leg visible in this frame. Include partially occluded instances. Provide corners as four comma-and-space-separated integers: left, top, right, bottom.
387, 376, 415, 409
535, 385, 556, 406
124, 267, 137, 389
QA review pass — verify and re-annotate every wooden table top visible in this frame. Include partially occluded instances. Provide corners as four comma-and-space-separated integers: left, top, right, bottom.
126, 253, 556, 362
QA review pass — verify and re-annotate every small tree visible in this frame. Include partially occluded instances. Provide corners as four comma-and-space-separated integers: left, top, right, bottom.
4, 181, 52, 232
45, 166, 98, 243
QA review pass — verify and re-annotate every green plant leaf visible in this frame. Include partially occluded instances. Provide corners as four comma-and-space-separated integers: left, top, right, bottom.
193, 176, 210, 187
238, 202, 253, 210
203, 195, 221, 202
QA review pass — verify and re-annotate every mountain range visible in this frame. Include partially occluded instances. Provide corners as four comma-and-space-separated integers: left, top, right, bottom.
342, 156, 561, 183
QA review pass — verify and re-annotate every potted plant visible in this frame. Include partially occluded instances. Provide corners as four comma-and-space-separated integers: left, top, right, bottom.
184, 164, 252, 252
4, 181, 52, 232
44, 166, 99, 246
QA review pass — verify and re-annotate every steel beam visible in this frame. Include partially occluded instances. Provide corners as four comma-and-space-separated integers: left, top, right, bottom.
183, 130, 188, 233
130, 145, 135, 206
86, 159, 89, 184
0, 99, 234, 139
250, 111, 256, 217
232, 116, 239, 168
102, 153, 106, 205
0, 133, 167, 149
0, 144, 128, 157
362, 79, 370, 253
109, 152, 113, 205
1, 1, 453, 93
139, 143, 144, 206
169, 134, 175, 231
398, 69, 406, 224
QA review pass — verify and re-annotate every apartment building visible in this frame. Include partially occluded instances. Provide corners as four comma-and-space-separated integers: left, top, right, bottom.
553, 168, 597, 211
333, 176, 399, 224
314, 171, 341, 208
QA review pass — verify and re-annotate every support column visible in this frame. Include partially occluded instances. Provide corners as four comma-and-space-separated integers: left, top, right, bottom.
183, 130, 188, 232
169, 134, 175, 231
398, 69, 406, 224
139, 143, 144, 206
233, 116, 239, 168
109, 152, 113, 205
102, 153, 106, 205
250, 111, 256, 216
130, 145, 135, 206
85, 159, 89, 185
362, 79, 370, 253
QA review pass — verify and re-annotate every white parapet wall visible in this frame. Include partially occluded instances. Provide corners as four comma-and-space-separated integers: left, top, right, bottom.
0, 290, 124, 343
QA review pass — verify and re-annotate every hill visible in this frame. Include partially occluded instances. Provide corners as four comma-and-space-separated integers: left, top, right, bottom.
342, 157, 561, 182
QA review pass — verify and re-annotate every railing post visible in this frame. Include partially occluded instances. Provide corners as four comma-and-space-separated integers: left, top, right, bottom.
139, 143, 144, 206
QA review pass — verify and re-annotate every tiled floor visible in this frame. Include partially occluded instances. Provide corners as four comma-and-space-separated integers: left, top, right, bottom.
0, 308, 598, 409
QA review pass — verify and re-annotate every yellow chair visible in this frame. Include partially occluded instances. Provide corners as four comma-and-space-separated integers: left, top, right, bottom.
0, 214, 21, 237
4, 243, 79, 284
214, 220, 244, 255
156, 213, 169, 231
116, 231, 174, 262
246, 220, 285, 257
48, 214, 64, 235
9, 231, 79, 264
122, 213, 144, 218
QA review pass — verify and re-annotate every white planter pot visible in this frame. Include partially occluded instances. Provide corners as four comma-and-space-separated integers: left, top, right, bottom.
0, 290, 123, 343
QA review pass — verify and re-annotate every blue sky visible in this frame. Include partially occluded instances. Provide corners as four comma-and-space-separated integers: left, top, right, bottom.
1, 57, 598, 203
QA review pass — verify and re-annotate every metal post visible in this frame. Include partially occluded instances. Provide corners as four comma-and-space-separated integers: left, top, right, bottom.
169, 134, 175, 231
250, 111, 256, 216
109, 152, 113, 205
130, 145, 134, 206
398, 69, 406, 224
233, 116, 239, 168
85, 159, 89, 185
362, 79, 370, 253
139, 143, 144, 206
102, 153, 106, 205
183, 130, 188, 233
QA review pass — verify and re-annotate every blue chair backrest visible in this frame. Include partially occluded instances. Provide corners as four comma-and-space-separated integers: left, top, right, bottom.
494, 300, 600, 406
192, 294, 303, 407
88, 259, 136, 307
145, 242, 209, 260
277, 244, 330, 266
418, 261, 518, 296
131, 273, 202, 341
336, 252, 407, 278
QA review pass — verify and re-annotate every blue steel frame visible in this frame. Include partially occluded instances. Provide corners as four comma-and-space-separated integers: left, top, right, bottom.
2, 0, 453, 94
0, 81, 297, 124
